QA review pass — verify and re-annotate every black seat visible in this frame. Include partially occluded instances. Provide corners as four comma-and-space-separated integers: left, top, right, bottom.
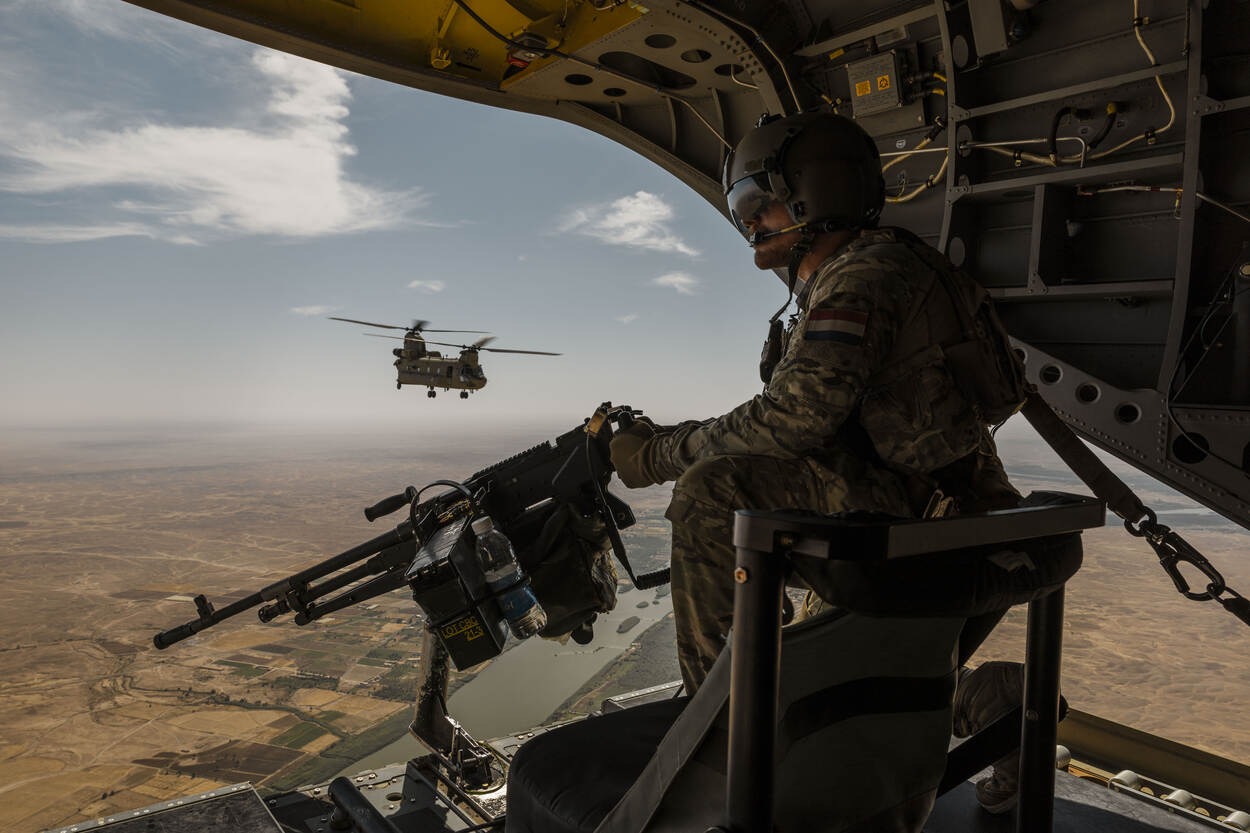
504, 492, 1102, 833
505, 609, 966, 833
505, 698, 688, 833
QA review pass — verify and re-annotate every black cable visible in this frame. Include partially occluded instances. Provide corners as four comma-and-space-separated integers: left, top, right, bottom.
1087, 105, 1117, 150
1047, 107, 1089, 160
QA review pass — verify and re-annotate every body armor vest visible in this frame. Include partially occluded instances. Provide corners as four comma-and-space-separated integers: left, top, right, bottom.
834, 229, 1026, 475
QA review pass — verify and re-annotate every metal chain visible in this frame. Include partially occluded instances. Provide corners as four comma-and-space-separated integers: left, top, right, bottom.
1124, 509, 1250, 626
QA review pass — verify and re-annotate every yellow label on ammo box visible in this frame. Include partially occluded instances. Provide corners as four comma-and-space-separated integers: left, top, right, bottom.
442, 614, 485, 642
855, 80, 871, 97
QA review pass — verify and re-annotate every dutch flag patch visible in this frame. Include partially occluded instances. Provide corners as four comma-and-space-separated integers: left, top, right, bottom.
805, 309, 869, 345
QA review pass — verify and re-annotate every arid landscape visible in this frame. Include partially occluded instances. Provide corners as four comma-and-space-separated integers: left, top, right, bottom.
0, 420, 1247, 832
0, 421, 674, 832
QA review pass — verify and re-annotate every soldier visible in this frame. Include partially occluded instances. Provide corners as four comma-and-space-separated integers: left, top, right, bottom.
609, 111, 1027, 810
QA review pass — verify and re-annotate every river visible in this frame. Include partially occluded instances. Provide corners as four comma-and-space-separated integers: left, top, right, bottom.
338, 588, 673, 776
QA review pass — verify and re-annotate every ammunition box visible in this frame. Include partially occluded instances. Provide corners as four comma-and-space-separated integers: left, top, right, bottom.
406, 516, 508, 669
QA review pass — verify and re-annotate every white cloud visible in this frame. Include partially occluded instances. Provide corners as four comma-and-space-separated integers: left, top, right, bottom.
652, 272, 699, 295
290, 305, 337, 316
10, 0, 191, 49
408, 280, 446, 293
0, 49, 430, 244
0, 222, 162, 244
558, 191, 698, 256
615, 314, 639, 324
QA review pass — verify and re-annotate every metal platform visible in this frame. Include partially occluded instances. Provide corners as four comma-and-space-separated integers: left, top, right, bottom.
44, 784, 281, 833
927, 771, 1225, 833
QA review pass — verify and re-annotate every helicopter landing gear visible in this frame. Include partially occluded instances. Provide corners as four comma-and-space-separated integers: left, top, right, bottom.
397, 382, 402, 390
460, 391, 469, 399
427, 389, 436, 398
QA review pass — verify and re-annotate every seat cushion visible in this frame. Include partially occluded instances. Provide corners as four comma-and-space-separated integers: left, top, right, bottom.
786, 491, 1087, 619
505, 697, 688, 833
794, 530, 1082, 618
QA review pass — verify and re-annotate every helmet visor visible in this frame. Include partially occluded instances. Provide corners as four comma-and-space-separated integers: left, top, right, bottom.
726, 174, 774, 235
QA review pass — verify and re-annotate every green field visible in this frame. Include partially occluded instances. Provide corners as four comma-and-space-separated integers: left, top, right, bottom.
263, 710, 414, 792
215, 660, 269, 679
365, 647, 407, 661
271, 721, 329, 749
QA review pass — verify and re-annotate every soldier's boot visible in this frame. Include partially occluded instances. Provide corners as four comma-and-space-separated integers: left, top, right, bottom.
952, 661, 1025, 814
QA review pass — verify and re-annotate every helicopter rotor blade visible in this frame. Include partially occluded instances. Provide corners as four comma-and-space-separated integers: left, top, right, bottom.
330, 316, 407, 330
374, 335, 560, 355
407, 319, 490, 334
472, 337, 496, 350
415, 338, 559, 355
419, 328, 493, 334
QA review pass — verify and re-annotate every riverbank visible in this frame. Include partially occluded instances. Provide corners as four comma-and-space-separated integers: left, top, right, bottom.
335, 588, 674, 777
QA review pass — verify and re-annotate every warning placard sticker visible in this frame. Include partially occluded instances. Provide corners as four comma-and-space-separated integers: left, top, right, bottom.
855, 80, 871, 97
877, 74, 891, 91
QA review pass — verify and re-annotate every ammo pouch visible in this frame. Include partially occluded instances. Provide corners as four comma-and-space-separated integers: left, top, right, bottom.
516, 502, 619, 639
933, 267, 1029, 425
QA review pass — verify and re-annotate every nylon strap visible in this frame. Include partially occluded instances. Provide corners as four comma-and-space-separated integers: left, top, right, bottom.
1021, 390, 1250, 629
1019, 392, 1146, 524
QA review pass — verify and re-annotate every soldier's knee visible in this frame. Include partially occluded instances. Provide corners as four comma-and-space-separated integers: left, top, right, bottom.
672, 456, 740, 504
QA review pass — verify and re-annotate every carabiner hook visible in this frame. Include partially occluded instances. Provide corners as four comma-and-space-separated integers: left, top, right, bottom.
1149, 528, 1227, 602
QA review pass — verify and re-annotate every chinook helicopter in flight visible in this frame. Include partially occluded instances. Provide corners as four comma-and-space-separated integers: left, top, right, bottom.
329, 317, 561, 398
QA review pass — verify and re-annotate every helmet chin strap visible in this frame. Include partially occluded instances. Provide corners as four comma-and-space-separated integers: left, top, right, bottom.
769, 226, 816, 324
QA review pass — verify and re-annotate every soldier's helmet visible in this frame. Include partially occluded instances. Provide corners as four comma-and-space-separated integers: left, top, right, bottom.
723, 111, 885, 237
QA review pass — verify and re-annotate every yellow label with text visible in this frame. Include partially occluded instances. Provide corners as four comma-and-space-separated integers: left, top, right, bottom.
877, 75, 891, 91
855, 80, 871, 97
442, 615, 485, 642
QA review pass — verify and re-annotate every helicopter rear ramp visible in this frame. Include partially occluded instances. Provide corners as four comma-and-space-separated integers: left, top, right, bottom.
42, 784, 282, 833
43, 759, 1227, 833
929, 775, 1231, 833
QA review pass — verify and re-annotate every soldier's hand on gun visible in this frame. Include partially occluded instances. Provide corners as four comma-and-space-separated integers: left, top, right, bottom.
610, 421, 662, 489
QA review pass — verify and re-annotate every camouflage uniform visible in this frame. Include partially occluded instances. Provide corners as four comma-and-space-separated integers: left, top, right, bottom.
649, 228, 1020, 691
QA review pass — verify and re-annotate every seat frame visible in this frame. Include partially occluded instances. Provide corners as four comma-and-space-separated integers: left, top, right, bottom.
717, 496, 1105, 833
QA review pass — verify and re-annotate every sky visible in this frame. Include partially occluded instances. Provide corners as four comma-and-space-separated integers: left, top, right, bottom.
0, 0, 781, 428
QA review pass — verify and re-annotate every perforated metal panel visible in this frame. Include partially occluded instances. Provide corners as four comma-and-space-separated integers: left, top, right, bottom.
44, 784, 280, 833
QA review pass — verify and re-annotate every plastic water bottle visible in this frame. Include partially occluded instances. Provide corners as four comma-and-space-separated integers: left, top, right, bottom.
471, 516, 547, 639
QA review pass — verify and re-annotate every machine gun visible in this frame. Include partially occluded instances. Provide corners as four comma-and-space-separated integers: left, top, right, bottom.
152, 403, 667, 670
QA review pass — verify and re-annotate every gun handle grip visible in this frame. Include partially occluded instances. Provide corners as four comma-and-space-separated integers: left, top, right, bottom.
365, 491, 411, 522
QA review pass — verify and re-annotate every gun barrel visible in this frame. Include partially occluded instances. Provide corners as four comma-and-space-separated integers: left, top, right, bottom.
153, 524, 414, 649
153, 589, 266, 649
281, 525, 413, 590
